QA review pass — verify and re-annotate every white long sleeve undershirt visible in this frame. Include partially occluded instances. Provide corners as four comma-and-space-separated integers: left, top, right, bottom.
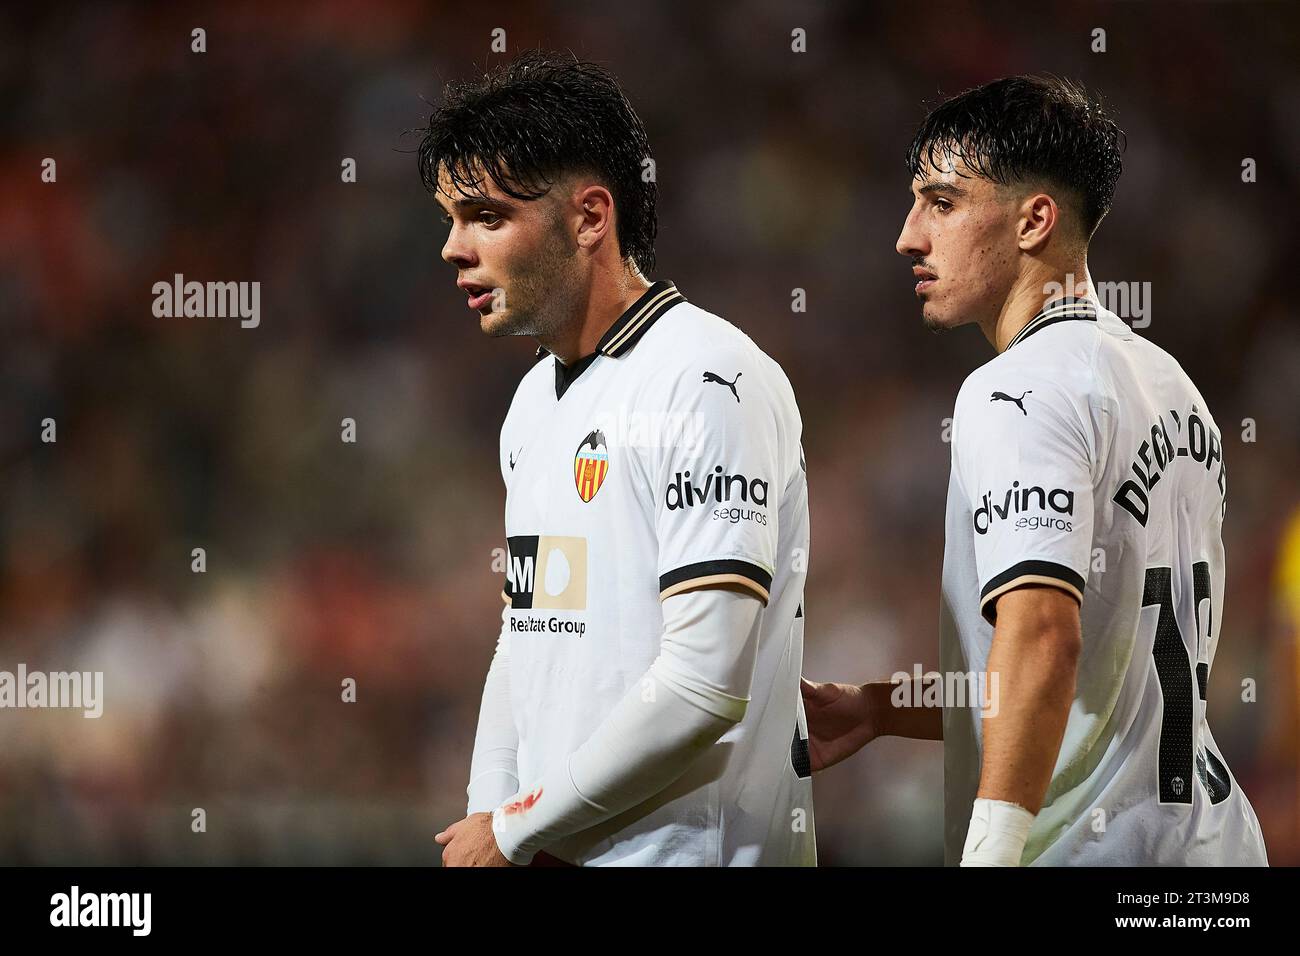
489, 586, 764, 865
465, 603, 520, 814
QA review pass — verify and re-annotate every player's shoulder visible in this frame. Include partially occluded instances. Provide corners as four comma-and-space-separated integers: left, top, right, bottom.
955, 316, 1106, 427
641, 300, 796, 407
1109, 318, 1212, 407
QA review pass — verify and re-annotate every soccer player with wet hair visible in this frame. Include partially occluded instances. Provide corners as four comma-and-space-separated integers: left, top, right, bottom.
803, 76, 1267, 866
426, 52, 816, 867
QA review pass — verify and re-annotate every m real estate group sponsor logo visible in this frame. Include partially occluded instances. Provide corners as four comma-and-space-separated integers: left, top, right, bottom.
505, 535, 589, 635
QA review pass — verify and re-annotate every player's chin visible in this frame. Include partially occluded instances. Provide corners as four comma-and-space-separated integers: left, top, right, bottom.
920, 304, 957, 333
479, 308, 513, 336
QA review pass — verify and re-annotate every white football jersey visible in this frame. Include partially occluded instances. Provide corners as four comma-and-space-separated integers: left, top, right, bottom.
940, 297, 1268, 866
496, 281, 816, 865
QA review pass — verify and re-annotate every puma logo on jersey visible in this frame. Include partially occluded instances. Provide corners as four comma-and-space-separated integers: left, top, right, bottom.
990, 390, 1032, 415
703, 371, 741, 402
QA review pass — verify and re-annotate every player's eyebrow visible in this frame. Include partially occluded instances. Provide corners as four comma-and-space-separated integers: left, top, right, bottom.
448, 195, 516, 211
916, 181, 968, 199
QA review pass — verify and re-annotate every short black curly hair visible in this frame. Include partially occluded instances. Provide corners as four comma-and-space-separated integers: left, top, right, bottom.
906, 75, 1125, 239
418, 50, 658, 274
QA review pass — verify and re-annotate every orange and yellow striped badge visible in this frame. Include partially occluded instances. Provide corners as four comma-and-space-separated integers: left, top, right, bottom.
574, 429, 609, 503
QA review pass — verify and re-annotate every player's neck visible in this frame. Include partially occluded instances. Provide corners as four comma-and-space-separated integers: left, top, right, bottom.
540, 268, 652, 366
985, 264, 1094, 353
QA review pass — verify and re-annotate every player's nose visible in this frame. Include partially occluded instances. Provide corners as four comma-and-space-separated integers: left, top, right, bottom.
441, 227, 477, 268
895, 208, 928, 258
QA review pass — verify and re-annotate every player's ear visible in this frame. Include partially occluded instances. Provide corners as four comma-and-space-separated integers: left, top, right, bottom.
1016, 192, 1059, 253
574, 184, 615, 253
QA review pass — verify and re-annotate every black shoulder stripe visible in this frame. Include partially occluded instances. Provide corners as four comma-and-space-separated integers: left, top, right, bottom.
979, 559, 1085, 624
659, 559, 773, 595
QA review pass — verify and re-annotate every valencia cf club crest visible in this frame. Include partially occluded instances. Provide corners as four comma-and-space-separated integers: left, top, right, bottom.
574, 429, 609, 503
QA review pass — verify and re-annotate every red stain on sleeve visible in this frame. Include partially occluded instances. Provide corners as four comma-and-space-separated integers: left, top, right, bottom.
502, 787, 543, 815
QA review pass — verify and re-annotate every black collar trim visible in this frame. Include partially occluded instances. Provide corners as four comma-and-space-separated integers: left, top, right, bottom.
554, 352, 600, 401
597, 280, 686, 357
541, 280, 687, 399
1007, 296, 1099, 350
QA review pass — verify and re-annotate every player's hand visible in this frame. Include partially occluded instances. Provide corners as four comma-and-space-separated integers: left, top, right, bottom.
435, 813, 516, 867
800, 678, 879, 772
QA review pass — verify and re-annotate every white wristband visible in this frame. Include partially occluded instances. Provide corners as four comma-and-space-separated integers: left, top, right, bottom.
960, 797, 1035, 867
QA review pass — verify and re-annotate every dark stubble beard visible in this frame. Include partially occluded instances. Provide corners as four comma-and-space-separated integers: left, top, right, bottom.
487, 210, 582, 342
922, 309, 950, 334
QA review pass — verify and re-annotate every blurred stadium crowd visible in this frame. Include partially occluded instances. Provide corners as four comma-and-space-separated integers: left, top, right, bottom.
1, 2, 1297, 864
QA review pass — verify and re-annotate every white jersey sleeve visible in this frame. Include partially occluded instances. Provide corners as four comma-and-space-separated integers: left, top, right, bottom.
952, 373, 1096, 624
650, 352, 787, 605
465, 604, 518, 814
